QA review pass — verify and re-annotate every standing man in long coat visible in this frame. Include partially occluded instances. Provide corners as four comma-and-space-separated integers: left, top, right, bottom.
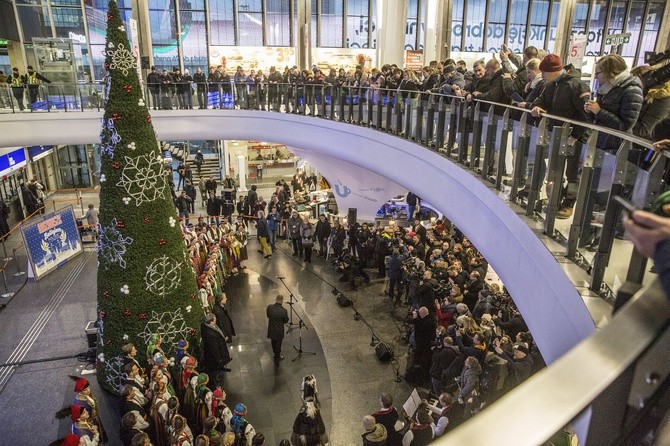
201, 313, 232, 382
213, 292, 236, 343
266, 294, 289, 363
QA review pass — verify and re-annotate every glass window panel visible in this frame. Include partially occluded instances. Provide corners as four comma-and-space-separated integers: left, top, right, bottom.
370, 0, 376, 48
17, 4, 52, 40
487, 0, 508, 53
52, 7, 86, 37
149, 9, 178, 45
320, 0, 343, 47
266, 0, 291, 46
347, 0, 368, 48
622, 1, 645, 57
52, 0, 80, 5
210, 0, 235, 45
405, 0, 418, 50
464, 0, 485, 52
153, 44, 179, 71
89, 43, 107, 80
85, 4, 132, 45
451, 0, 465, 51
637, 1, 665, 66
181, 10, 208, 73
607, 1, 626, 36
528, 0, 550, 51
180, 0, 205, 10
585, 0, 607, 56
89, 0, 132, 9
547, 0, 561, 53
238, 0, 261, 12
238, 12, 263, 46
507, 0, 529, 53
311, 0, 317, 47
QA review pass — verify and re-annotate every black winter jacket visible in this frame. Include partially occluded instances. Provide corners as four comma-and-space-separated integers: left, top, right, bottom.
593, 75, 643, 150
532, 70, 591, 142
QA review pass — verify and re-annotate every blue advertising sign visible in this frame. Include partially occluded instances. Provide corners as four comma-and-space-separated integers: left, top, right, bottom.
27, 145, 54, 161
20, 205, 83, 280
0, 148, 27, 178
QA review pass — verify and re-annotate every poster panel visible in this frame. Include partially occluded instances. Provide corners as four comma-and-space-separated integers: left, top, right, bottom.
312, 48, 376, 72
209, 46, 296, 74
21, 205, 83, 281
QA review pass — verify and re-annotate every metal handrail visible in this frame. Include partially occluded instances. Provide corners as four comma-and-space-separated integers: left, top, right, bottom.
438, 278, 670, 446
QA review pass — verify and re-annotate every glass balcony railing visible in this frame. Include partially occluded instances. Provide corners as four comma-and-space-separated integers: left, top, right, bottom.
3, 79, 669, 444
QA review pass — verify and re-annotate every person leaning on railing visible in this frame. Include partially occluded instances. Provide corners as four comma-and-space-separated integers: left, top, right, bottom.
530, 54, 592, 219
623, 139, 670, 300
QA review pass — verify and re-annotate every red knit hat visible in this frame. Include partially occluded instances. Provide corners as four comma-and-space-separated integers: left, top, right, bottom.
539, 54, 563, 72
73, 377, 89, 393
62, 434, 81, 446
70, 405, 83, 422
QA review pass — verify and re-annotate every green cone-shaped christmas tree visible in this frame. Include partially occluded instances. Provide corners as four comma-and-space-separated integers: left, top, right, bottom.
96, 0, 202, 393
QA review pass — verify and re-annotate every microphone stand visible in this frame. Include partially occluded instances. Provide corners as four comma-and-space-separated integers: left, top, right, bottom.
292, 319, 316, 362
277, 276, 300, 331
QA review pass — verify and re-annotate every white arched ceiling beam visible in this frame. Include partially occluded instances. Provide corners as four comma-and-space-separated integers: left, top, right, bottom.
0, 110, 596, 363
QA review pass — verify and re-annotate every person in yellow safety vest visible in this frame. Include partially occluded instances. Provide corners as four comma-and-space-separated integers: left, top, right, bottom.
25, 65, 51, 108
7, 67, 26, 111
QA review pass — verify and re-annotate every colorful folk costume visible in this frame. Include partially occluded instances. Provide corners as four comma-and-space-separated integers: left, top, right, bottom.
70, 377, 108, 444
55, 405, 100, 446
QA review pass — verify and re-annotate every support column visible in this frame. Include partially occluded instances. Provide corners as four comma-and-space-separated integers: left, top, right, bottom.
422, 0, 449, 63
295, 0, 312, 71
237, 154, 248, 193
131, 0, 154, 69
375, 0, 407, 67
655, 2, 670, 54
553, 0, 577, 61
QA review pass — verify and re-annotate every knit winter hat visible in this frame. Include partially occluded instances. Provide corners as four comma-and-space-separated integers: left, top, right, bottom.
70, 405, 83, 422
73, 377, 89, 393
539, 54, 563, 72
456, 303, 468, 314
234, 403, 247, 416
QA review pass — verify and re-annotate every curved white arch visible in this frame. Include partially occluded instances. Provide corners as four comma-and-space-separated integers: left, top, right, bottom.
0, 110, 596, 363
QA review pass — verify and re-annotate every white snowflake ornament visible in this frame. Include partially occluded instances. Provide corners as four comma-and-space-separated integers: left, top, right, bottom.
145, 255, 182, 296
120, 284, 130, 295
103, 43, 137, 76
122, 197, 131, 205
116, 152, 168, 206
97, 219, 134, 269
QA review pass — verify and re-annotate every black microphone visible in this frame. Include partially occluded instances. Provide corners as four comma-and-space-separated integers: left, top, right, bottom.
276, 276, 285, 279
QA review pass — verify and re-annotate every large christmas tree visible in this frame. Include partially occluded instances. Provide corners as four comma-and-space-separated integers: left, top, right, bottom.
96, 0, 203, 392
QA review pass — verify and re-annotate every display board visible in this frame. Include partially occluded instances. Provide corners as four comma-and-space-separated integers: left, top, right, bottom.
21, 205, 83, 281
312, 48, 376, 72
209, 46, 296, 73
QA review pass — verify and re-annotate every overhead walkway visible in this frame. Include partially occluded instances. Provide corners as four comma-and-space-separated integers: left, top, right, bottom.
0, 84, 665, 444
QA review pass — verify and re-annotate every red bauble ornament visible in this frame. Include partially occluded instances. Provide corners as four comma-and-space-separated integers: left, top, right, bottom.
100, 310, 107, 318
143, 217, 151, 224
190, 293, 197, 299
102, 291, 110, 299
112, 161, 121, 170
159, 238, 166, 246
107, 13, 113, 19
116, 219, 125, 229
112, 112, 121, 121
123, 84, 132, 93
139, 313, 147, 320
188, 328, 196, 336
106, 339, 112, 345
146, 115, 152, 123
123, 310, 132, 317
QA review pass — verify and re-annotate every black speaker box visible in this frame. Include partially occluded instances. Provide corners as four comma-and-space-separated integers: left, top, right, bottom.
375, 342, 394, 362
347, 208, 357, 225
336, 293, 352, 307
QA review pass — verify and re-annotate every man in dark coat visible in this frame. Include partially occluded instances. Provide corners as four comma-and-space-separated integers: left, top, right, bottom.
411, 306, 437, 376
213, 292, 236, 342
201, 313, 232, 379
266, 294, 289, 363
